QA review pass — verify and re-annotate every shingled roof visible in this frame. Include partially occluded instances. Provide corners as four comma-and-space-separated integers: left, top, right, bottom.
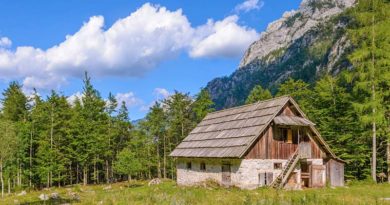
170, 96, 339, 160
170, 96, 290, 158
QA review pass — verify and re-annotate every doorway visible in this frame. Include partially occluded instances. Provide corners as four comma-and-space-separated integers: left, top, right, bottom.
222, 164, 231, 186
301, 161, 310, 188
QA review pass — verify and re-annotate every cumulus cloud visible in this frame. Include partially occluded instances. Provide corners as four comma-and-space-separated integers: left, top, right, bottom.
0, 37, 12, 47
190, 15, 258, 58
0, 3, 259, 90
115, 92, 143, 108
234, 0, 264, 13
140, 87, 171, 111
153, 88, 170, 99
67, 91, 83, 105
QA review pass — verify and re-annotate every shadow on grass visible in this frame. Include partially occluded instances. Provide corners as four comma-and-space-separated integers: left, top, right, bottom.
20, 198, 79, 205
125, 183, 143, 188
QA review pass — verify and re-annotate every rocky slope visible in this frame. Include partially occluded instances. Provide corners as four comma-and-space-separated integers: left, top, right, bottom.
206, 0, 356, 110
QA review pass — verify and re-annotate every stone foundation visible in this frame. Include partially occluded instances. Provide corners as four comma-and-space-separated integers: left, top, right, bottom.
176, 158, 322, 189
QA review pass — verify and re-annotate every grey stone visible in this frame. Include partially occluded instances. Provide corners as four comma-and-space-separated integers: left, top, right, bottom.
16, 191, 26, 196
148, 178, 162, 186
39, 193, 49, 201
240, 0, 355, 68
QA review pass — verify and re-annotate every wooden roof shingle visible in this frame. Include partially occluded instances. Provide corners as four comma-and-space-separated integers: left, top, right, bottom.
170, 96, 290, 158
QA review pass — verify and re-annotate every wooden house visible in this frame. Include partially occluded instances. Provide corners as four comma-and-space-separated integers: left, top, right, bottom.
170, 96, 344, 189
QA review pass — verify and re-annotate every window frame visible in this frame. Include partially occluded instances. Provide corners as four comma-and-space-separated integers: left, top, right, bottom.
274, 162, 282, 170
200, 162, 206, 171
186, 162, 192, 170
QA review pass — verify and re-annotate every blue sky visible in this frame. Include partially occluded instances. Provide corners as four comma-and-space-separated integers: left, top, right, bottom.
0, 0, 301, 120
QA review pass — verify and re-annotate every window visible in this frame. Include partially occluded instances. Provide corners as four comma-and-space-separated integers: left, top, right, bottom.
186, 162, 192, 170
200, 162, 206, 171
274, 163, 282, 170
287, 129, 293, 143
275, 127, 299, 144
259, 172, 274, 186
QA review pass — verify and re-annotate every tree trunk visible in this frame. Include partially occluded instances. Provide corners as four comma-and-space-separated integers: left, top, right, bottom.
163, 135, 166, 179
47, 172, 50, 188
50, 103, 54, 187
76, 163, 79, 184
105, 160, 110, 184
1, 160, 4, 198
17, 158, 20, 187
70, 163, 73, 185
29, 127, 33, 188
156, 141, 161, 178
147, 148, 151, 179
93, 157, 97, 184
111, 164, 114, 182
7, 178, 10, 195
83, 166, 88, 186
372, 120, 377, 182
371, 7, 377, 183
58, 172, 61, 188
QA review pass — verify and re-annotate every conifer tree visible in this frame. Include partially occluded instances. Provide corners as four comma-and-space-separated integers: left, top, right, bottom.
276, 78, 314, 114
245, 85, 273, 104
0, 119, 18, 198
347, 0, 390, 182
142, 102, 166, 178
191, 89, 214, 123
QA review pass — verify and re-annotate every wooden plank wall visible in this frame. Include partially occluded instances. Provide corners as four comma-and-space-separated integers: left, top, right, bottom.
326, 159, 345, 186
311, 140, 323, 158
310, 165, 326, 188
246, 126, 298, 159
245, 104, 325, 160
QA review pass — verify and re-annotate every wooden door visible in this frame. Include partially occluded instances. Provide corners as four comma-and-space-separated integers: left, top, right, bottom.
222, 164, 231, 185
310, 165, 326, 188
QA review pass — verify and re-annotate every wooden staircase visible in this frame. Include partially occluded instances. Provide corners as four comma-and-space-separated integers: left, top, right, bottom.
270, 148, 300, 189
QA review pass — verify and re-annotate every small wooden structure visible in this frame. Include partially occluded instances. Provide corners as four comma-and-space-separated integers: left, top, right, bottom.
170, 96, 344, 189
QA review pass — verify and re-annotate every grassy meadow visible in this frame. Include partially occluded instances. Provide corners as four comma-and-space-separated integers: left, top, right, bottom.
2, 180, 390, 205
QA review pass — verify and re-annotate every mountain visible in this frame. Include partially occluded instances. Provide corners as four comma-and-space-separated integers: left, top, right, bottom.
205, 0, 356, 110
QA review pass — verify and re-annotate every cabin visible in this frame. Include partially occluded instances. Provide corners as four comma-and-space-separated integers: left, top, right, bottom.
170, 96, 344, 189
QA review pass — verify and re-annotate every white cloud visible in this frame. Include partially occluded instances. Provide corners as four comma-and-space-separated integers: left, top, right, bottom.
153, 88, 170, 99
0, 3, 259, 90
190, 15, 259, 58
234, 0, 264, 13
115, 92, 143, 108
67, 91, 83, 105
140, 87, 171, 112
0, 37, 12, 47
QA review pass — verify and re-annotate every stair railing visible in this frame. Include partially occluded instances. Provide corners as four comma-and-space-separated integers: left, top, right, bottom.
270, 147, 300, 189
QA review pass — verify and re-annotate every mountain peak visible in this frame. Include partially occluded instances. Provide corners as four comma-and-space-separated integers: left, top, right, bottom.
239, 0, 355, 68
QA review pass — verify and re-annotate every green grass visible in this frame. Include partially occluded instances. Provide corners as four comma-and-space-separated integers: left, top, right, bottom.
2, 180, 390, 205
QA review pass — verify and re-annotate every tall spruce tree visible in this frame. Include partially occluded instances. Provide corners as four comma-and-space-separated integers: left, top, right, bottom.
1, 82, 29, 188
347, 0, 390, 182
0, 119, 18, 198
164, 91, 193, 178
191, 89, 214, 123
276, 78, 314, 114
79, 72, 107, 185
104, 92, 118, 183
142, 102, 166, 178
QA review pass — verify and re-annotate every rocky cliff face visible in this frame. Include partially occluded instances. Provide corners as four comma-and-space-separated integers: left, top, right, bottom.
206, 0, 356, 110
240, 0, 355, 67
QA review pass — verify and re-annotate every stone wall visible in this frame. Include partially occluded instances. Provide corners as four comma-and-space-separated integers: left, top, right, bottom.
176, 158, 316, 189
176, 158, 227, 186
